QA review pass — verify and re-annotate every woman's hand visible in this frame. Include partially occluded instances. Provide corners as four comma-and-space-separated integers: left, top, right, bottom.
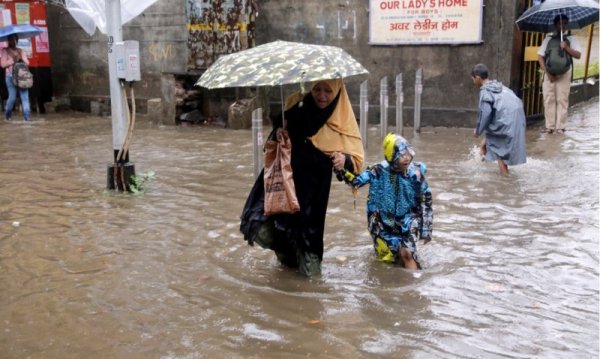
330, 152, 346, 171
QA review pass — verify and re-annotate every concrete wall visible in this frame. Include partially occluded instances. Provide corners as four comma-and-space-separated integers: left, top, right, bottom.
256, 0, 523, 127
46, 0, 525, 127
47, 1, 188, 118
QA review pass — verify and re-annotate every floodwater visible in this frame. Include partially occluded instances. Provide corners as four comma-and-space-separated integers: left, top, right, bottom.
1, 98, 598, 359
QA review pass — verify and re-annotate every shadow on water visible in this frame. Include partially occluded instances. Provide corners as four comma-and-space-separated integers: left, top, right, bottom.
0, 98, 598, 358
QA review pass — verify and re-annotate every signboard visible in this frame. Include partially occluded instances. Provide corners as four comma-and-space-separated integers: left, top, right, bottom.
369, 0, 483, 45
0, 0, 51, 67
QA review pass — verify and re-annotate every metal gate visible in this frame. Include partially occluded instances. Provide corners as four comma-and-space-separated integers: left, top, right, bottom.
519, 0, 545, 119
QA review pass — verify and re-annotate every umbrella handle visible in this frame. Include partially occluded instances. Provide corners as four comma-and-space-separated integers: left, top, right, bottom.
280, 86, 287, 129
560, 14, 563, 42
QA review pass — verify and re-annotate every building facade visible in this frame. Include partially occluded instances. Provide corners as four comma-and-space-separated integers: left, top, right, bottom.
45, 0, 594, 127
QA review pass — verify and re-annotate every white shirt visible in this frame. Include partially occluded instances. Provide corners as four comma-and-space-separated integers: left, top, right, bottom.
537, 32, 581, 57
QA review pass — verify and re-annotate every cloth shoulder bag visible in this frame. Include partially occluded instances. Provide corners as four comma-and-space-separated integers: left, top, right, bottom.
263, 127, 300, 215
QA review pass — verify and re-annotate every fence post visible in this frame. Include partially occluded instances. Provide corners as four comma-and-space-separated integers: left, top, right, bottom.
395, 73, 403, 136
359, 80, 369, 151
252, 108, 263, 179
380, 76, 388, 138
414, 68, 423, 134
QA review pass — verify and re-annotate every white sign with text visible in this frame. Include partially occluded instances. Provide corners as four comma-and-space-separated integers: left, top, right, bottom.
369, 0, 483, 45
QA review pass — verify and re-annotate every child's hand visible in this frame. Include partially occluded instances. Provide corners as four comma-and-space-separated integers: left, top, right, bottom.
414, 166, 422, 181
335, 168, 356, 185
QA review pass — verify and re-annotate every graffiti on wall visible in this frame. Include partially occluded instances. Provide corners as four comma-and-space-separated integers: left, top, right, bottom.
186, 0, 258, 69
148, 43, 175, 63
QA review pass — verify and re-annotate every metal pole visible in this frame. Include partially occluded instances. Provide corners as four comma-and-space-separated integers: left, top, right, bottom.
359, 80, 368, 151
252, 108, 263, 179
106, 0, 134, 190
584, 24, 593, 82
107, 0, 128, 161
380, 76, 388, 138
414, 68, 423, 134
395, 73, 403, 136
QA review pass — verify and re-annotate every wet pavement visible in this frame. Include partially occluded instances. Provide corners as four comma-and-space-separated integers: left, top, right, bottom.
0, 97, 598, 358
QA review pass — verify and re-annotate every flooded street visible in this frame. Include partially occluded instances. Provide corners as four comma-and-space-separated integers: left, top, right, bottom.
1, 98, 598, 358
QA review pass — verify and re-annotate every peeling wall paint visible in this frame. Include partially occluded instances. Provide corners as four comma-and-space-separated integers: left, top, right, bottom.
186, 0, 258, 69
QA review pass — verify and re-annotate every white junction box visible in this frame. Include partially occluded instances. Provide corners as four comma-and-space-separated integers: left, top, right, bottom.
115, 40, 141, 82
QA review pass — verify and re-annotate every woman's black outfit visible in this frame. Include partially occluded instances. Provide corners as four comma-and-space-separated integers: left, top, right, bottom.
240, 91, 353, 276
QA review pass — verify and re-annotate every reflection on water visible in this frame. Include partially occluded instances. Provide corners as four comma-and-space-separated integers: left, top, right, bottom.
1, 99, 598, 358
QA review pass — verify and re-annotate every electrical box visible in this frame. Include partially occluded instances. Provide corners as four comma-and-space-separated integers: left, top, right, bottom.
114, 40, 141, 82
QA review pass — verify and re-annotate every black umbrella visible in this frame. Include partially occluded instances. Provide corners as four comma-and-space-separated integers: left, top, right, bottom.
516, 0, 599, 36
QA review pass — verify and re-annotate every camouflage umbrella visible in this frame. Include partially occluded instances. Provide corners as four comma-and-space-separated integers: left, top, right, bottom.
195, 40, 369, 89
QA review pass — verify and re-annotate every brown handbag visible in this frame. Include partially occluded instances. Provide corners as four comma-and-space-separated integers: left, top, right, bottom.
263, 128, 300, 215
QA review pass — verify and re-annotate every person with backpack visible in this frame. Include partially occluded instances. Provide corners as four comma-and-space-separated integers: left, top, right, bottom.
0, 34, 31, 121
537, 15, 581, 134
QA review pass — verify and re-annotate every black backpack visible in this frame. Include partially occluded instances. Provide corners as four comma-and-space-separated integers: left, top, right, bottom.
544, 33, 572, 76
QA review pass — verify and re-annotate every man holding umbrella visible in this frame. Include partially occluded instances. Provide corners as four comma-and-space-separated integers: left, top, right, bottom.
0, 34, 31, 122
537, 14, 581, 134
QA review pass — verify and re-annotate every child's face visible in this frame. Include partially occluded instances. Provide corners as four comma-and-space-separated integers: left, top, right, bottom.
395, 150, 413, 171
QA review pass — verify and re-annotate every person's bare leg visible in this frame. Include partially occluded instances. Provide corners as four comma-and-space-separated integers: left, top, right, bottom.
479, 138, 487, 159
498, 160, 509, 176
399, 247, 418, 270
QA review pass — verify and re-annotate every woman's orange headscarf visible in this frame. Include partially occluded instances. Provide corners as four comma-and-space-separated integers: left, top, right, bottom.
284, 79, 364, 173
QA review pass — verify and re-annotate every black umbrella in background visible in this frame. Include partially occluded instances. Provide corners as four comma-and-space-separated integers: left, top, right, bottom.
516, 0, 599, 40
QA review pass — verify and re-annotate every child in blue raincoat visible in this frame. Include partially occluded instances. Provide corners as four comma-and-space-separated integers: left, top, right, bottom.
341, 133, 433, 269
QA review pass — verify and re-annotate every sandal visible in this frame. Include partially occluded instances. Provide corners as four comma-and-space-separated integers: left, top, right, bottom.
556, 129, 565, 134
541, 128, 554, 134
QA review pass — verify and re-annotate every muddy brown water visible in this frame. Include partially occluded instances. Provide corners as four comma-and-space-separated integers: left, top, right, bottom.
1, 98, 598, 358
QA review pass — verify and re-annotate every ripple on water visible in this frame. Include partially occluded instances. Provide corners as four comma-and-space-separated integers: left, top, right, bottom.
1, 100, 598, 358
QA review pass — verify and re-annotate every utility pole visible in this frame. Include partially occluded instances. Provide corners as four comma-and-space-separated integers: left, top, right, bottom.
105, 0, 135, 191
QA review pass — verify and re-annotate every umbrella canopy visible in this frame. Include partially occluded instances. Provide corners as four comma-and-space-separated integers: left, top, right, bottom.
195, 40, 369, 89
516, 0, 599, 33
0, 24, 45, 42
